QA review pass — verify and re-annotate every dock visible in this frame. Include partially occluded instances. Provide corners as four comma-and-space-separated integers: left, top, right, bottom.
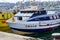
52, 33, 60, 40
0, 31, 43, 40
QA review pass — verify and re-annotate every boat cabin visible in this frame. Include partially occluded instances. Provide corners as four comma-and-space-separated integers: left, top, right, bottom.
14, 9, 47, 21
13, 6, 60, 22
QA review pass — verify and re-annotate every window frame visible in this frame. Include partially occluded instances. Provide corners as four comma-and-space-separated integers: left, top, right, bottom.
18, 17, 22, 20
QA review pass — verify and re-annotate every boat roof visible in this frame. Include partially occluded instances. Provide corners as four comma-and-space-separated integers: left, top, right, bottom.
14, 10, 59, 17
20, 7, 38, 11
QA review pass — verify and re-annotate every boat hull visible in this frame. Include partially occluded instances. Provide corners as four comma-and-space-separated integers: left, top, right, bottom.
8, 21, 60, 34
10, 26, 58, 32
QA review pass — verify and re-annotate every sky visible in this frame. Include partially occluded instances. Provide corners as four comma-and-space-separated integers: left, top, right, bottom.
0, 0, 60, 3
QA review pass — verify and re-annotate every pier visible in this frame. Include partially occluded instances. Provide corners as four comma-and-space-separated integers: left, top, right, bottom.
52, 33, 60, 40
0, 31, 43, 40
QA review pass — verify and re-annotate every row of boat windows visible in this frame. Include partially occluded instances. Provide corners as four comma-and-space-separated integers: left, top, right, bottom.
18, 15, 60, 21
29, 15, 60, 21
21, 10, 46, 14
21, 11, 37, 13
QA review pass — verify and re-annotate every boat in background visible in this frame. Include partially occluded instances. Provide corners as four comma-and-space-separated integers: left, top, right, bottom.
7, 6, 60, 34
0, 10, 14, 27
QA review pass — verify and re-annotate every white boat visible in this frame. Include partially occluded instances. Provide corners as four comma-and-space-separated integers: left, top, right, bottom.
7, 6, 60, 34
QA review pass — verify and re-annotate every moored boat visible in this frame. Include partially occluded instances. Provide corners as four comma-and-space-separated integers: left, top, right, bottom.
7, 6, 60, 34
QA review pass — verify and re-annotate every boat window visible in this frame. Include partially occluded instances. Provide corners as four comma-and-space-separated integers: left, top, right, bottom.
55, 15, 60, 19
29, 15, 60, 21
50, 15, 60, 20
58, 15, 60, 18
29, 18, 40, 21
50, 16, 53, 20
40, 10, 47, 14
2, 15, 4, 17
23, 17, 29, 20
53, 16, 56, 19
30, 16, 50, 21
35, 18, 40, 21
50, 16, 57, 20
21, 11, 37, 13
51, 15, 60, 19
18, 17, 22, 20
40, 16, 50, 21
34, 15, 60, 21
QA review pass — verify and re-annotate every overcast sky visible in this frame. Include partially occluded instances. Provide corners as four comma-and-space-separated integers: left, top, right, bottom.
0, 0, 60, 3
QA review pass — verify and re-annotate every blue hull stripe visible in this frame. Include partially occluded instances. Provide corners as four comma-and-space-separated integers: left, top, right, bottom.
10, 26, 59, 33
